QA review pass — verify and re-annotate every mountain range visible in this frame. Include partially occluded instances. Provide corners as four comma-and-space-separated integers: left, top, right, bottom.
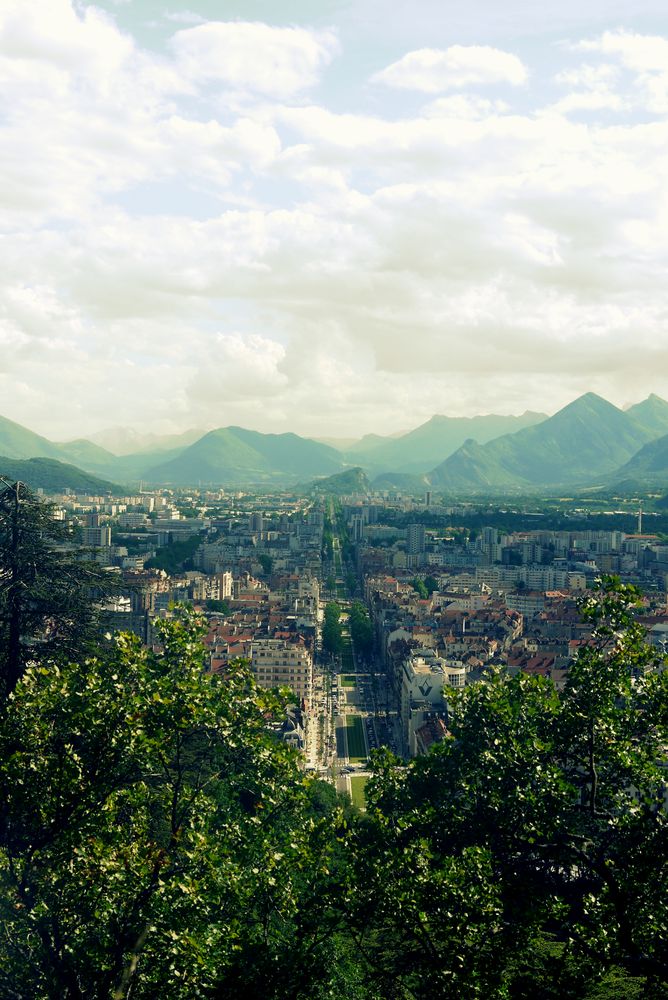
343, 410, 547, 474
2, 393, 668, 492
430, 394, 668, 490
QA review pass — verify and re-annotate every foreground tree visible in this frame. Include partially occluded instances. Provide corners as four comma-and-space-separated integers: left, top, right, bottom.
0, 612, 351, 999
349, 578, 668, 998
0, 481, 117, 699
2, 560, 667, 999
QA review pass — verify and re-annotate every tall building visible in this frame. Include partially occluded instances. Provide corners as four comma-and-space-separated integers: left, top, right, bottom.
250, 637, 313, 705
82, 513, 111, 548
406, 523, 425, 555
249, 512, 264, 533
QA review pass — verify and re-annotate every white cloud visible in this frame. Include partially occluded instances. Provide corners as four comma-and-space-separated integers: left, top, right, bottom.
421, 95, 510, 119
371, 45, 527, 92
189, 333, 288, 407
555, 62, 620, 88
550, 90, 627, 114
579, 30, 668, 71
576, 30, 668, 112
2, 3, 668, 439
169, 21, 339, 98
0, 0, 133, 90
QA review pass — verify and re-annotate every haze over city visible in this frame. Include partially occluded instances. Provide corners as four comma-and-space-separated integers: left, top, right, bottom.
3, 0, 668, 440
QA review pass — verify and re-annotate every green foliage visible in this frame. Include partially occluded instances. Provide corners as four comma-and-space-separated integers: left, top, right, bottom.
145, 533, 201, 574
3, 556, 668, 999
175, 504, 201, 519
204, 599, 230, 614
322, 528, 334, 560
311, 468, 371, 496
0, 456, 117, 494
0, 612, 349, 999
0, 481, 120, 698
322, 602, 344, 657
349, 577, 668, 997
349, 601, 374, 659
410, 576, 439, 599
411, 576, 429, 599
257, 553, 273, 576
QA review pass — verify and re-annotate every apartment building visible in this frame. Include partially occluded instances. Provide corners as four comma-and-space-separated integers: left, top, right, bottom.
250, 637, 313, 705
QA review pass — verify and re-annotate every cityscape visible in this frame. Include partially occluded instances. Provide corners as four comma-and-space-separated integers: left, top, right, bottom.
3, 0, 668, 996
7, 430, 668, 795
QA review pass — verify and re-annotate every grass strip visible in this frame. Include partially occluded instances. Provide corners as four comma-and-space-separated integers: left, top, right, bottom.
349, 775, 368, 811
346, 714, 367, 762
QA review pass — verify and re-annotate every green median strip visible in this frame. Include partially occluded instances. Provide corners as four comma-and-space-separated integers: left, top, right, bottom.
349, 775, 368, 810
345, 714, 367, 762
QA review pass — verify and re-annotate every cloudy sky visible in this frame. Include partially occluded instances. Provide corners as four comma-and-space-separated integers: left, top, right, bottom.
2, 0, 668, 442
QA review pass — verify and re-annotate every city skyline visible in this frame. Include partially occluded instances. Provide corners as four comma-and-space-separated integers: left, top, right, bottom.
3, 0, 668, 440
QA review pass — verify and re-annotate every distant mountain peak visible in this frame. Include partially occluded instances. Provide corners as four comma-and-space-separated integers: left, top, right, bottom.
568, 391, 619, 410
430, 392, 661, 491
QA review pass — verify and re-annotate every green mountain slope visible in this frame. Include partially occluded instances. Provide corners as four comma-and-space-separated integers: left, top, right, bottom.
310, 467, 372, 495
146, 426, 345, 485
344, 411, 547, 473
0, 457, 118, 493
625, 394, 668, 438
430, 394, 655, 490
88, 426, 206, 456
371, 471, 432, 492
0, 414, 63, 461
57, 439, 119, 471
0, 415, 195, 483
609, 432, 668, 487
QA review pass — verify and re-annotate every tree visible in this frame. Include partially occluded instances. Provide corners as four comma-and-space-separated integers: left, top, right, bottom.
257, 553, 273, 576
348, 578, 668, 998
410, 577, 428, 599
0, 480, 118, 699
204, 598, 230, 614
145, 533, 201, 575
322, 602, 344, 658
349, 601, 374, 660
0, 611, 350, 999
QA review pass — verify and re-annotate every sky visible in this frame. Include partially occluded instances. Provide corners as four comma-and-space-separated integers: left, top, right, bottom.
2, 0, 668, 442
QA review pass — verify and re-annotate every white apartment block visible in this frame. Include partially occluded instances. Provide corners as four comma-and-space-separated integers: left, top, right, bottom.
400, 651, 463, 756
250, 638, 313, 705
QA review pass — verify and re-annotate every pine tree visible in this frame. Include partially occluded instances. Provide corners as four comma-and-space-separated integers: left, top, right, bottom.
0, 480, 117, 698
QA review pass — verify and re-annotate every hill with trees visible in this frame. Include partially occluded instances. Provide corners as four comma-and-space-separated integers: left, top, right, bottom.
0, 455, 119, 494
147, 426, 345, 485
310, 466, 372, 495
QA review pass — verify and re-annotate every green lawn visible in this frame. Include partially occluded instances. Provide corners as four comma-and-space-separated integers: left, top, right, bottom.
349, 775, 368, 810
340, 637, 354, 671
345, 714, 367, 762
340, 675, 356, 688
